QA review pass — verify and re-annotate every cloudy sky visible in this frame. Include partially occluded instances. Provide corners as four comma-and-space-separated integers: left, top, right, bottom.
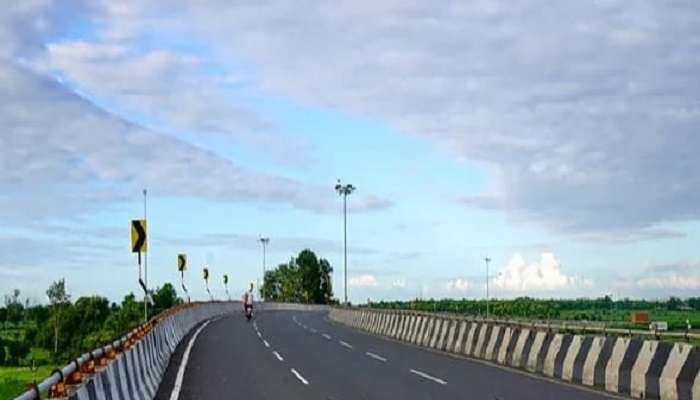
2, 1, 699, 304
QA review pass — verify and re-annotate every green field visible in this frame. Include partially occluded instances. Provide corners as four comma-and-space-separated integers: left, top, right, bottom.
372, 298, 700, 334
0, 365, 58, 399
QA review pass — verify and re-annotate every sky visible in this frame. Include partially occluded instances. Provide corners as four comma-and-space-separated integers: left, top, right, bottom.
1, 1, 699, 305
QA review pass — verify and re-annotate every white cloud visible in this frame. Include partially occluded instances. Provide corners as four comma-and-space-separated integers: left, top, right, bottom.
636, 274, 700, 290
46, 41, 312, 166
446, 278, 470, 292
494, 253, 587, 292
89, 0, 700, 238
632, 261, 700, 291
392, 279, 406, 288
9, 1, 700, 238
349, 274, 379, 287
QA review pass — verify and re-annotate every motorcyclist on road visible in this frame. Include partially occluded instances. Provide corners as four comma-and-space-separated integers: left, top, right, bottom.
243, 283, 254, 319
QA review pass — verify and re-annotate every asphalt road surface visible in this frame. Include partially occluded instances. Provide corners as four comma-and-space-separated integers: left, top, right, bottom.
155, 310, 623, 400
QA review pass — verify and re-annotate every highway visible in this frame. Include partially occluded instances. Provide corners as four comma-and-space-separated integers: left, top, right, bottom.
155, 310, 620, 400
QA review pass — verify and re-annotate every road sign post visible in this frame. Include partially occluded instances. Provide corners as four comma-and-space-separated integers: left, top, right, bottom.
223, 274, 230, 301
131, 219, 148, 321
178, 254, 189, 303
203, 267, 212, 301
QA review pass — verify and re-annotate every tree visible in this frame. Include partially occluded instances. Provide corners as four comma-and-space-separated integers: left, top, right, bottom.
319, 258, 333, 303
668, 296, 683, 311
46, 279, 70, 354
262, 249, 334, 304
6, 340, 30, 365
4, 289, 24, 326
0, 337, 5, 365
152, 283, 181, 314
297, 249, 322, 303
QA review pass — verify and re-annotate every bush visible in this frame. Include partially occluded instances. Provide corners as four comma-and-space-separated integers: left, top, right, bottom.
6, 340, 30, 365
0, 338, 5, 365
24, 326, 38, 345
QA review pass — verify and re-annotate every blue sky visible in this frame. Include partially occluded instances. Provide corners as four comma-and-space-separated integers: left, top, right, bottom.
1, 1, 699, 304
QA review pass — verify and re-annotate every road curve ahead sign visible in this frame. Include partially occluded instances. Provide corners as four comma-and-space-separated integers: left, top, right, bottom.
178, 254, 187, 272
131, 219, 148, 253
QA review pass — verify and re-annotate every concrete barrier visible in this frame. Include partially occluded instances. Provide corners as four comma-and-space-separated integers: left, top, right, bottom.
329, 308, 700, 400
67, 302, 233, 400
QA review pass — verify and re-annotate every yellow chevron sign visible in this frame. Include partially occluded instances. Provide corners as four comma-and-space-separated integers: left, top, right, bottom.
177, 254, 187, 272
130, 220, 147, 253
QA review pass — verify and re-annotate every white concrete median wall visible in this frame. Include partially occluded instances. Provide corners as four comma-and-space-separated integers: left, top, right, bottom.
68, 302, 235, 400
64, 302, 329, 400
329, 308, 700, 400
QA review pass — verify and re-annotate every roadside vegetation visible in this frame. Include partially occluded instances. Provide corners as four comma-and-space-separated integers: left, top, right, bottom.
0, 281, 182, 398
371, 297, 700, 332
262, 249, 335, 304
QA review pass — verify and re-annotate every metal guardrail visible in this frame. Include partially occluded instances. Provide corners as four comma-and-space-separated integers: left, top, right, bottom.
353, 306, 700, 341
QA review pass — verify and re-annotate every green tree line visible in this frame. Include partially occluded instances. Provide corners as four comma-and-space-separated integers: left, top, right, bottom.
371, 296, 700, 330
262, 249, 335, 304
0, 282, 182, 366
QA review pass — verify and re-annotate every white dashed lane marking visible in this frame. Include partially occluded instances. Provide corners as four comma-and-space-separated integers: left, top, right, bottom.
291, 368, 309, 385
263, 340, 270, 348
409, 369, 447, 385
322, 334, 332, 340
366, 352, 387, 362
339, 340, 353, 349
273, 351, 284, 361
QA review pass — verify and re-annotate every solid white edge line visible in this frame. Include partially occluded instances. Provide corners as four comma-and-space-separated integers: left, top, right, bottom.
169, 320, 213, 400
366, 352, 387, 362
273, 351, 284, 361
409, 369, 447, 385
291, 368, 309, 385
339, 340, 353, 349
263, 340, 270, 348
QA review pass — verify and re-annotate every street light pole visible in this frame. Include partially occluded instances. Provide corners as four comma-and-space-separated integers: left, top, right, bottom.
335, 179, 355, 305
259, 237, 269, 300
484, 257, 491, 319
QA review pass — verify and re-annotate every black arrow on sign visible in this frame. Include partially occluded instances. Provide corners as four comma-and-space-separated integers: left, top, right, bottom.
132, 221, 146, 252
178, 255, 186, 271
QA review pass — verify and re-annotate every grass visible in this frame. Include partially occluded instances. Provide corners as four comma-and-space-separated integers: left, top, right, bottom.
0, 365, 58, 399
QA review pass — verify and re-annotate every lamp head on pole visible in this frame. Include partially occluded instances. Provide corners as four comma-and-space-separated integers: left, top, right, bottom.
335, 179, 356, 195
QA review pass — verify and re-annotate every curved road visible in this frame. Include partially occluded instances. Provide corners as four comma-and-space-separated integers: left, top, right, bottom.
155, 310, 622, 400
